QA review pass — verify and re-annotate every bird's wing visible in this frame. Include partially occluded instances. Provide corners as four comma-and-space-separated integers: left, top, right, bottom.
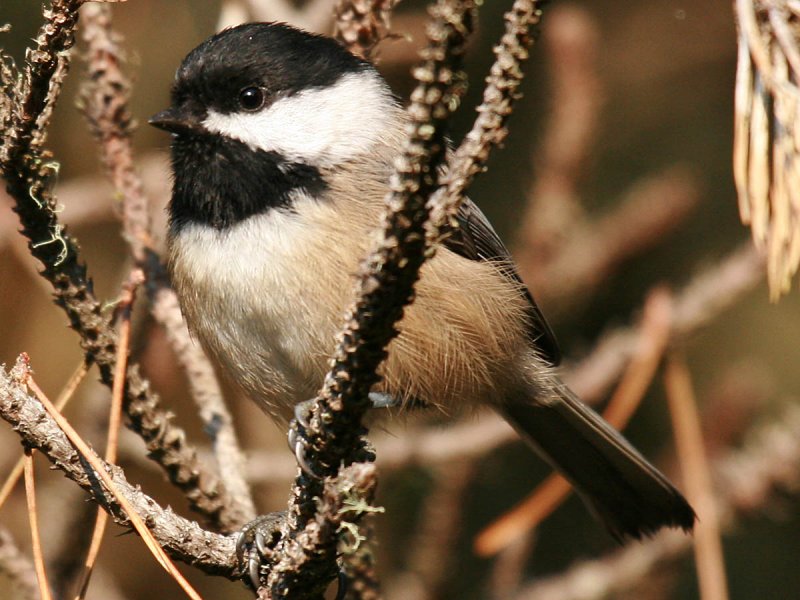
440, 197, 561, 365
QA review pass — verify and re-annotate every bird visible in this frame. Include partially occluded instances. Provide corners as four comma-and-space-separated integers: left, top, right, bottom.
149, 21, 695, 546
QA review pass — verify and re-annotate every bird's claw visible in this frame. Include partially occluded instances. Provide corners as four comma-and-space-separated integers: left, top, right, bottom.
288, 399, 319, 478
335, 569, 349, 600
235, 512, 285, 590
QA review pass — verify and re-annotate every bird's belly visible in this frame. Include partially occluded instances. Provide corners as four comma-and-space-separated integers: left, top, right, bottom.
168, 206, 354, 419
203, 289, 330, 414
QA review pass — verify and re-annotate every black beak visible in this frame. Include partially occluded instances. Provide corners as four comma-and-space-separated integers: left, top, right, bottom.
148, 107, 203, 135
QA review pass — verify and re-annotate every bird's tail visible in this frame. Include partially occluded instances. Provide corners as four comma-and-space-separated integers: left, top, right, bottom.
499, 383, 695, 540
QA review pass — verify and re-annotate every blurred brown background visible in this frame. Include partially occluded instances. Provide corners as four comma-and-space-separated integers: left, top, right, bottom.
1, 1, 799, 599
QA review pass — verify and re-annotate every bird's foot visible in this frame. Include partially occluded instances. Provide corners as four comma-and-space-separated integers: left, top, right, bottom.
235, 511, 285, 590
288, 393, 394, 477
236, 512, 348, 598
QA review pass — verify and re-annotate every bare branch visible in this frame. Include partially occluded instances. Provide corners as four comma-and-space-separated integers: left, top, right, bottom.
438, 0, 546, 214
262, 464, 382, 599
665, 355, 730, 600
22, 451, 54, 600
0, 364, 239, 579
340, 514, 382, 600
516, 5, 602, 257
79, 4, 148, 262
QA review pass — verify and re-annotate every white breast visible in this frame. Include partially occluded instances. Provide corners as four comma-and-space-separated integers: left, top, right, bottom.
168, 193, 365, 418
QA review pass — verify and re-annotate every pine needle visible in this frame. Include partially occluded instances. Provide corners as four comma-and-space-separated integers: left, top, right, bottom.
22, 364, 204, 600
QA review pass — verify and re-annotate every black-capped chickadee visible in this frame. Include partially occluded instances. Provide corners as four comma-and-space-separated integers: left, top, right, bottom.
150, 22, 695, 541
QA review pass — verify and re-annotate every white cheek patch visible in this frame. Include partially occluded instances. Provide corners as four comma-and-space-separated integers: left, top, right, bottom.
202, 71, 394, 167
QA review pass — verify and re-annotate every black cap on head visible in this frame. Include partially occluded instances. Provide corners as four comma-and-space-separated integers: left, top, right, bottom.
170, 22, 372, 117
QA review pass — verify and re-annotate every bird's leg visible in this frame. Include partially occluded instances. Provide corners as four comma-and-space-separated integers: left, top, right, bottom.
370, 392, 429, 411
367, 391, 398, 408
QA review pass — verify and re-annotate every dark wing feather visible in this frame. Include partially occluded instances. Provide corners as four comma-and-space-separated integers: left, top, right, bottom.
441, 198, 562, 365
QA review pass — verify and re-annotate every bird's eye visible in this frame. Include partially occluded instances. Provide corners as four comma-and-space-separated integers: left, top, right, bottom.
238, 86, 264, 111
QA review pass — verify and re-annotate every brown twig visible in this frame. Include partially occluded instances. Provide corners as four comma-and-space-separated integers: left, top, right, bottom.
533, 4, 601, 187
665, 355, 730, 600
340, 511, 382, 600
333, 0, 400, 59
73, 268, 141, 600
46, 495, 103, 599
0, 359, 88, 511
41, 374, 134, 598
265, 464, 382, 600
515, 5, 601, 261
0, 154, 169, 254
436, 0, 545, 226
596, 288, 674, 425
109, 272, 141, 463
19, 360, 204, 600
511, 6, 699, 309
79, 4, 149, 263
0, 361, 238, 579
488, 534, 538, 600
